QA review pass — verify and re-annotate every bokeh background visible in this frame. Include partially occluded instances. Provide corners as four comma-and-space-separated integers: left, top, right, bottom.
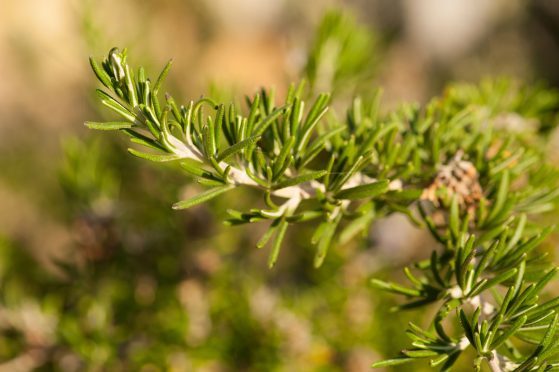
1, 0, 559, 371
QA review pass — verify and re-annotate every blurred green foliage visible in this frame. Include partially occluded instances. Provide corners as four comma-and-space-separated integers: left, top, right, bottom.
0, 134, 419, 370
304, 10, 380, 97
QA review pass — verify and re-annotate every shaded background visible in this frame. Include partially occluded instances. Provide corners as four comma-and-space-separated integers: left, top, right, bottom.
1, 0, 559, 371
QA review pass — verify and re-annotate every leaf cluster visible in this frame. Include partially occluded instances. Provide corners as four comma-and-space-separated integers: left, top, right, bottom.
87, 44, 559, 370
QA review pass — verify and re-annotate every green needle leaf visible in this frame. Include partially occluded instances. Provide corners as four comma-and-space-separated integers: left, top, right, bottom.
96, 89, 136, 122
153, 59, 173, 94
268, 219, 288, 268
257, 220, 280, 249
334, 179, 390, 200
313, 218, 338, 268
89, 57, 112, 88
402, 349, 440, 358
274, 170, 327, 190
253, 107, 285, 136
217, 135, 261, 162
371, 279, 422, 297
85, 121, 133, 130
468, 268, 518, 297
128, 148, 182, 162
449, 194, 460, 240
372, 356, 415, 368
172, 185, 234, 210
486, 170, 510, 224
490, 315, 527, 350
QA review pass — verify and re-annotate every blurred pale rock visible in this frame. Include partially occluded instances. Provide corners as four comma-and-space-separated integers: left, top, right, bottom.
403, 0, 520, 61
0, 301, 57, 348
196, 35, 288, 95
0, 0, 87, 131
277, 310, 312, 357
550, 126, 559, 162
249, 286, 278, 324
0, 349, 47, 372
178, 279, 212, 345
346, 347, 383, 372
204, 0, 285, 36
379, 42, 429, 105
344, 290, 372, 330
370, 212, 430, 263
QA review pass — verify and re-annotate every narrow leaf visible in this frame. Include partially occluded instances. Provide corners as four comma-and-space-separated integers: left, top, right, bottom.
85, 121, 133, 130
403, 349, 439, 358
153, 59, 173, 93
490, 315, 527, 350
257, 219, 280, 249
172, 185, 234, 210
274, 170, 327, 190
314, 218, 338, 268
217, 135, 261, 162
268, 219, 288, 268
128, 148, 181, 162
486, 170, 510, 224
253, 107, 285, 136
334, 180, 390, 200
459, 309, 475, 346
468, 268, 518, 297
89, 57, 112, 88
372, 356, 415, 368
96, 89, 136, 122
449, 195, 460, 240
371, 279, 422, 297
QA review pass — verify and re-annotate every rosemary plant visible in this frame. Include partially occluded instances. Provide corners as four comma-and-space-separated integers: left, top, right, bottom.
86, 42, 559, 370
